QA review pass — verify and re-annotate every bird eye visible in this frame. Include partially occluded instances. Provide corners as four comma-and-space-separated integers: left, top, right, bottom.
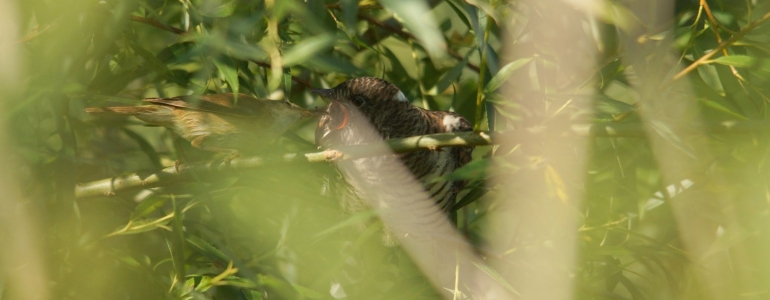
351, 95, 366, 107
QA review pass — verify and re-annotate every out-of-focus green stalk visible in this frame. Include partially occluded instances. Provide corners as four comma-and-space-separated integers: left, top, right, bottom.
170, 195, 186, 282
474, 16, 493, 131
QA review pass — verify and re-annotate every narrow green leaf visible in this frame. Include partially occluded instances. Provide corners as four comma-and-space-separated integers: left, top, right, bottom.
193, 34, 269, 62
157, 42, 197, 64
186, 234, 231, 263
282, 34, 336, 66
170, 196, 186, 281
710, 55, 770, 73
434, 158, 490, 182
107, 216, 172, 236
700, 99, 749, 120
314, 210, 378, 237
198, 0, 237, 18
379, 0, 446, 58
649, 120, 697, 159
214, 57, 239, 101
453, 183, 490, 212
283, 72, 292, 100
129, 195, 167, 220
471, 261, 520, 296
340, 0, 358, 34
445, 0, 472, 30
291, 283, 325, 299
484, 58, 533, 93
435, 49, 474, 93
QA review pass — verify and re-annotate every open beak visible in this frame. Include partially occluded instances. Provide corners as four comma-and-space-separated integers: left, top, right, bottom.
312, 88, 349, 130
330, 101, 349, 130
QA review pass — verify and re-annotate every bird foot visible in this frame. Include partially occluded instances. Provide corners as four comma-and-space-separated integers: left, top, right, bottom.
223, 151, 241, 166
323, 149, 344, 161
174, 160, 182, 173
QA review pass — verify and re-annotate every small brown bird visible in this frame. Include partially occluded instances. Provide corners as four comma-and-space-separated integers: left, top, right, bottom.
314, 77, 473, 217
86, 93, 317, 156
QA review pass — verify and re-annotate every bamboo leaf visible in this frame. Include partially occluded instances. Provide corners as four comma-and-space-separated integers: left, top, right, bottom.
484, 58, 533, 93
379, 0, 446, 58
710, 55, 770, 74
198, 0, 237, 18
214, 56, 240, 101
282, 34, 336, 66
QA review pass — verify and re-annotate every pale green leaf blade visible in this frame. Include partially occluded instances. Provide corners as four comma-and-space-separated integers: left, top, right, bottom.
379, 0, 446, 58
484, 58, 533, 93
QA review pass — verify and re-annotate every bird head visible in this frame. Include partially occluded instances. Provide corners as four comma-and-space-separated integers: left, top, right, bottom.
312, 77, 409, 131
313, 77, 412, 145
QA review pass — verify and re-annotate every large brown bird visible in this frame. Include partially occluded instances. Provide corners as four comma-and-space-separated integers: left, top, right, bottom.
86, 93, 317, 156
314, 77, 474, 227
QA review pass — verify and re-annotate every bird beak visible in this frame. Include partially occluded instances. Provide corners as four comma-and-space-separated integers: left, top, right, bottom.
311, 88, 335, 103
330, 101, 349, 130
312, 88, 349, 130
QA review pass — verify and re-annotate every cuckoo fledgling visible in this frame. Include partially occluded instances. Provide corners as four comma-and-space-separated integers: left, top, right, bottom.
314, 77, 474, 223
86, 93, 317, 156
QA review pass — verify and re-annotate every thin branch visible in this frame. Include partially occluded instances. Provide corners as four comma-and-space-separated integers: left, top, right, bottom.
699, 0, 745, 81
128, 16, 313, 88
672, 10, 770, 81
130, 16, 186, 34
75, 120, 770, 198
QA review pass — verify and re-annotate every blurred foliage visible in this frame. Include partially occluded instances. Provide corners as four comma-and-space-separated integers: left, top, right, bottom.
4, 0, 770, 299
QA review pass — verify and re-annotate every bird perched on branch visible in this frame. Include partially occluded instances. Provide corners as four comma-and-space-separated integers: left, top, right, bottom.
314, 77, 473, 240
86, 93, 318, 157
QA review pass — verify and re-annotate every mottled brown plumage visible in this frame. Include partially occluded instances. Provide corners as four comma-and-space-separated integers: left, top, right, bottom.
314, 77, 473, 217
86, 93, 317, 155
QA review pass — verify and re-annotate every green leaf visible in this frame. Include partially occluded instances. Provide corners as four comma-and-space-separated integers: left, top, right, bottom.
282, 34, 336, 66
107, 215, 172, 236
193, 34, 269, 62
710, 55, 770, 74
283, 72, 292, 100
649, 120, 697, 159
257, 274, 300, 299
186, 234, 231, 263
435, 158, 490, 182
314, 210, 378, 237
214, 56, 239, 100
127, 40, 172, 77
129, 195, 167, 220
445, 0, 473, 30
699, 98, 749, 120
305, 54, 366, 75
435, 49, 474, 93
471, 261, 520, 296
484, 58, 533, 93
157, 42, 197, 64
453, 183, 490, 212
340, 0, 358, 34
198, 0, 237, 18
379, 0, 446, 58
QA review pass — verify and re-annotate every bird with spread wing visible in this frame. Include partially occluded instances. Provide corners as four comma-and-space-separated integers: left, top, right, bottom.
86, 93, 318, 158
